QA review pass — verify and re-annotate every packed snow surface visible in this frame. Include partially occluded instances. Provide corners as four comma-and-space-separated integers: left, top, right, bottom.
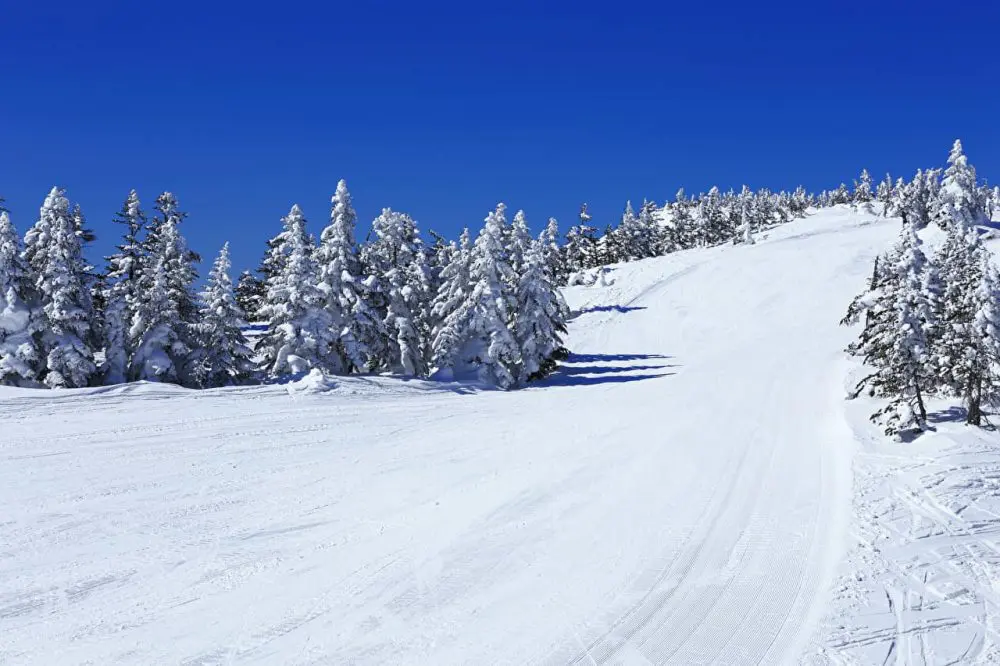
3, 206, 969, 665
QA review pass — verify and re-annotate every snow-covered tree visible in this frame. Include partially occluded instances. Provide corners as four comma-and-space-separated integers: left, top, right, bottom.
854, 169, 873, 204
734, 186, 755, 245
234, 270, 265, 323
129, 193, 200, 384
432, 205, 521, 388
362, 208, 432, 376
0, 211, 40, 385
933, 220, 989, 403
512, 239, 568, 383
844, 220, 935, 435
193, 243, 254, 387
507, 210, 534, 280
430, 228, 474, 372
932, 139, 988, 230
23, 188, 98, 388
564, 205, 599, 274
316, 179, 384, 373
538, 217, 565, 284
964, 259, 1000, 425
102, 190, 146, 384
257, 205, 336, 378
830, 183, 852, 205
876, 173, 893, 211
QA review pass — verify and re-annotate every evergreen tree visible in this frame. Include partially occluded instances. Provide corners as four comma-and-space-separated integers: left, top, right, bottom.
538, 217, 565, 284
854, 169, 873, 204
430, 229, 474, 372
637, 199, 662, 257
507, 210, 534, 279
831, 183, 852, 205
363, 208, 431, 376
965, 259, 1000, 425
734, 186, 755, 245
932, 139, 987, 230
432, 206, 521, 388
513, 239, 569, 383
563, 204, 599, 274
933, 221, 988, 405
129, 193, 200, 385
0, 211, 40, 385
102, 190, 146, 384
23, 188, 97, 388
194, 243, 254, 387
234, 270, 265, 323
316, 179, 384, 373
844, 221, 935, 435
876, 173, 893, 210
257, 205, 336, 377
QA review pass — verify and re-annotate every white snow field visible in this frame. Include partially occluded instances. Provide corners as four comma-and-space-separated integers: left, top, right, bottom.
2, 205, 981, 665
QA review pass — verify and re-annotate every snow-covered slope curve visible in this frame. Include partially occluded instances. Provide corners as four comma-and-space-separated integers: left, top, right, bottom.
0, 207, 897, 665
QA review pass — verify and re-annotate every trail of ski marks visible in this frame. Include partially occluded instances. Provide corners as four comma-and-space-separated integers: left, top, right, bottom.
807, 425, 1000, 665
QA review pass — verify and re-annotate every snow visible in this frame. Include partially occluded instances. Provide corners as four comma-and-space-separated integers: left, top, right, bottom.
1, 205, 988, 664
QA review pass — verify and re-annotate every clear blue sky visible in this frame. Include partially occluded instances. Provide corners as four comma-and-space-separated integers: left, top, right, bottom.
3, 1, 999, 275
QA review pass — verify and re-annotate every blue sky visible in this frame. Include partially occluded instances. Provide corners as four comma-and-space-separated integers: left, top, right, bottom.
3, 1, 999, 274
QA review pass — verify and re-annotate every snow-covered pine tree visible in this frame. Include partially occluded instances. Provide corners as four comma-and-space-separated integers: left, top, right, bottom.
734, 186, 755, 245
193, 243, 254, 387
698, 187, 730, 246
234, 270, 265, 323
932, 139, 988, 230
0, 211, 40, 385
964, 258, 1000, 425
462, 204, 521, 388
316, 179, 384, 373
512, 238, 569, 383
563, 204, 599, 274
432, 206, 521, 388
507, 210, 534, 280
430, 228, 474, 372
23, 188, 98, 388
845, 220, 935, 435
668, 189, 698, 250
129, 193, 200, 384
831, 183, 852, 205
876, 173, 893, 212
637, 199, 661, 258
102, 190, 146, 384
538, 217, 565, 285
363, 208, 432, 376
790, 186, 810, 217
854, 169, 873, 204
933, 217, 988, 404
257, 204, 336, 378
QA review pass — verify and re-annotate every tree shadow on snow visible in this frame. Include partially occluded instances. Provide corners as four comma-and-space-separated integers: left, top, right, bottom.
564, 353, 670, 363
574, 305, 648, 316
538, 352, 676, 388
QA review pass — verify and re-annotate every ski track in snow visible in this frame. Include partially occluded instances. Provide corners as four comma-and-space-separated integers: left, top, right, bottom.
0, 206, 954, 665
803, 401, 1000, 666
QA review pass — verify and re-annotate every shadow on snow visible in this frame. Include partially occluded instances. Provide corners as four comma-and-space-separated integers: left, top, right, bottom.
573, 305, 648, 317
538, 352, 676, 388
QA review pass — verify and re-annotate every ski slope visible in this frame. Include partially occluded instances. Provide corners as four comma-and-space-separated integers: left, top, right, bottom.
1, 207, 900, 665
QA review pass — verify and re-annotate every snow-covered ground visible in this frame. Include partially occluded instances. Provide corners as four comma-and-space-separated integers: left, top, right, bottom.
4, 206, 993, 665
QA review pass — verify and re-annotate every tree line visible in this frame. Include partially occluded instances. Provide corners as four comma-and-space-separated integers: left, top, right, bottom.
4, 139, 992, 393
0, 183, 569, 390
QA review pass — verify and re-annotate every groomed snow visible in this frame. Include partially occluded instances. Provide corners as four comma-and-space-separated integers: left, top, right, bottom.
2, 206, 904, 664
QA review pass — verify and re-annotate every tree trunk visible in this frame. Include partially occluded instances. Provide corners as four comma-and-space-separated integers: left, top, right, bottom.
913, 374, 927, 425
967, 376, 982, 426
